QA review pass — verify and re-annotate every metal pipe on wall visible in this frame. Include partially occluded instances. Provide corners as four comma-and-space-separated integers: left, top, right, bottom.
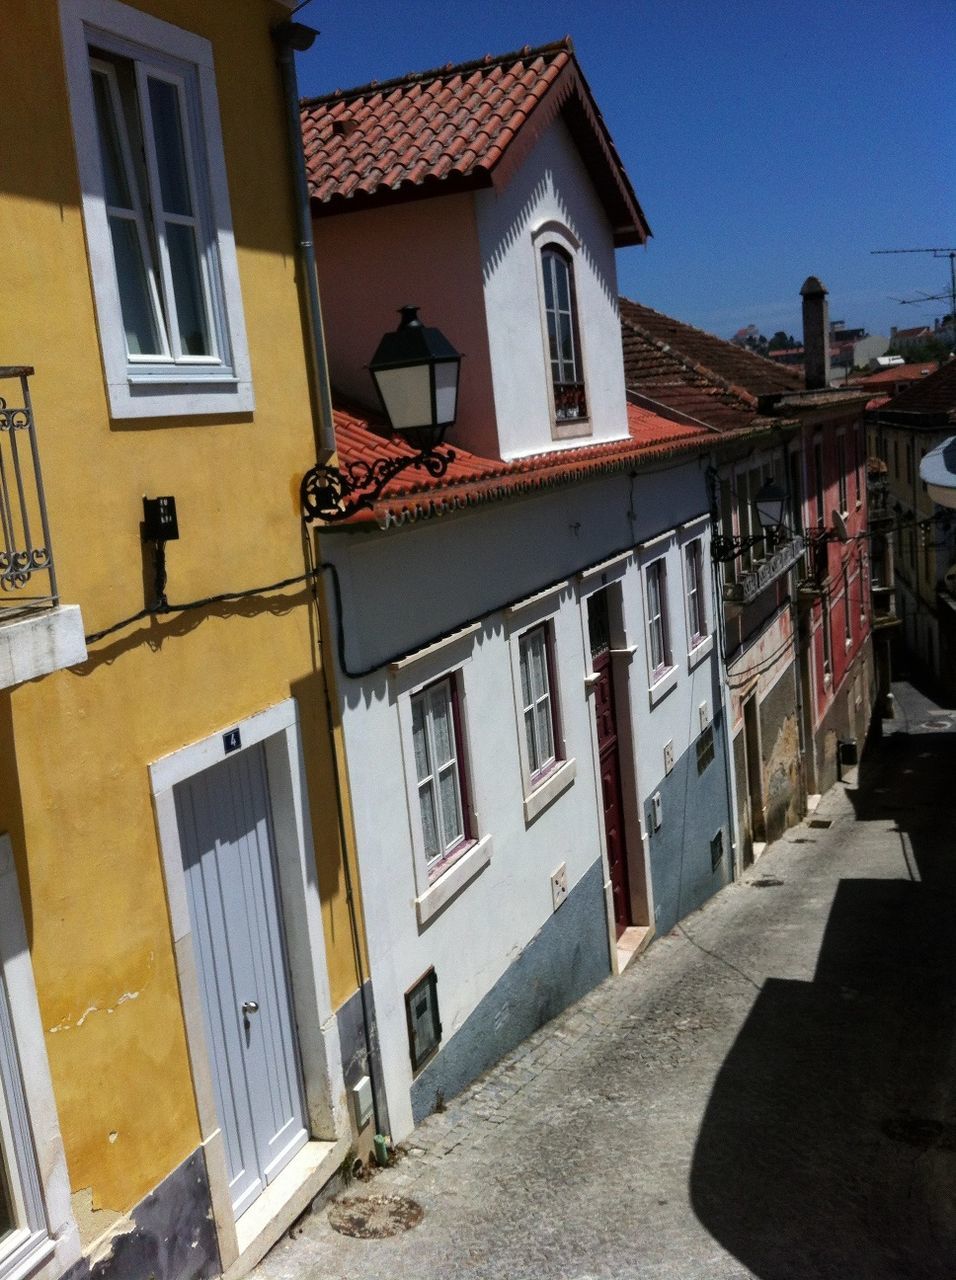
273, 20, 337, 460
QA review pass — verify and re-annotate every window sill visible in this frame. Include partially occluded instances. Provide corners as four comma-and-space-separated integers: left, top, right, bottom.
523, 757, 576, 824
108, 377, 254, 420
552, 416, 592, 441
648, 665, 678, 707
687, 633, 714, 669
415, 835, 493, 928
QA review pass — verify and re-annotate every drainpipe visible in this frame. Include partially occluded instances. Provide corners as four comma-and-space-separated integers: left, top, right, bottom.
272, 20, 337, 461
273, 21, 384, 1140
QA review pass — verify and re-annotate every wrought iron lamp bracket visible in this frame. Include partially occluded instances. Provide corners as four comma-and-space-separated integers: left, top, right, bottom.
711, 532, 769, 564
301, 445, 456, 523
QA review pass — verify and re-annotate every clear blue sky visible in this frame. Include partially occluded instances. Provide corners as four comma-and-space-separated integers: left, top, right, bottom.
294, 0, 955, 342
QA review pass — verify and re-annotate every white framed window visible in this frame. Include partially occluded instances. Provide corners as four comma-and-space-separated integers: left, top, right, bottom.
540, 244, 588, 429
0, 837, 80, 1280
683, 539, 707, 647
645, 558, 671, 680
60, 0, 252, 418
411, 676, 471, 876
519, 625, 558, 782
837, 431, 848, 515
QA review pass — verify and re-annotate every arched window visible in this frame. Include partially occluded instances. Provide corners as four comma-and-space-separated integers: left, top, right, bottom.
541, 246, 587, 421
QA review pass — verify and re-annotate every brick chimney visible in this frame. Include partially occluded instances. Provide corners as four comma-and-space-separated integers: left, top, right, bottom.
801, 276, 830, 389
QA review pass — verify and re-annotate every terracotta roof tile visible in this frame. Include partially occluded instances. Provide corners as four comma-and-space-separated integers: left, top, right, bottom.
877, 357, 956, 420
853, 361, 939, 385
328, 400, 716, 528
620, 298, 804, 403
300, 40, 649, 244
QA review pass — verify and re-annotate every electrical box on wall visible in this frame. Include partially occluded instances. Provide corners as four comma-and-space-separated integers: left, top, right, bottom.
663, 740, 674, 773
142, 495, 179, 542
351, 1075, 373, 1130
651, 792, 662, 830
551, 863, 568, 911
699, 701, 710, 731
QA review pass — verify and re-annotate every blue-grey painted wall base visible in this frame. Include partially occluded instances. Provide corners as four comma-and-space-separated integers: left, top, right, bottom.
646, 711, 734, 937
337, 978, 390, 1138
61, 1149, 219, 1280
410, 855, 609, 1125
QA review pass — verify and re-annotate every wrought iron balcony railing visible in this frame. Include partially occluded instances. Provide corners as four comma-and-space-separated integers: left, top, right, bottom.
553, 381, 588, 421
0, 367, 58, 613
796, 526, 830, 597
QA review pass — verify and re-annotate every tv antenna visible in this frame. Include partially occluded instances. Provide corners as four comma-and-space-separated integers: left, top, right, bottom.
871, 248, 956, 322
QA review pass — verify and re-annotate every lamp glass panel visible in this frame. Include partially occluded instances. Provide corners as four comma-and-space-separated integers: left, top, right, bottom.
433, 361, 459, 426
373, 364, 432, 431
755, 486, 786, 530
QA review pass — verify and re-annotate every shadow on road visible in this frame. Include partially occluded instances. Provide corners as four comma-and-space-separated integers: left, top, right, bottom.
690, 712, 956, 1278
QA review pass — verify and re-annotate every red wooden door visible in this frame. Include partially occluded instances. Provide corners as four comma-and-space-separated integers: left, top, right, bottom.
590, 641, 632, 938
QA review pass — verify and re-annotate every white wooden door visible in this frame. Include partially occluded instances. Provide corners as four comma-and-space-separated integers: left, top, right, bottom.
175, 744, 308, 1218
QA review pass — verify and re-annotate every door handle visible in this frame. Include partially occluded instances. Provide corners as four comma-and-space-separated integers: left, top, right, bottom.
242, 1000, 259, 1015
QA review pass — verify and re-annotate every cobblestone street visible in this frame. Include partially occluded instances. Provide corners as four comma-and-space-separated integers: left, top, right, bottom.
255, 682, 956, 1280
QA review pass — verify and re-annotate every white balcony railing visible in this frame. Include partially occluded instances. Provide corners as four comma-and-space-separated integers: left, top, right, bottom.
723, 535, 805, 605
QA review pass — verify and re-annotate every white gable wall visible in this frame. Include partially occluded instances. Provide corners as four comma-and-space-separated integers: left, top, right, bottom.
475, 114, 630, 459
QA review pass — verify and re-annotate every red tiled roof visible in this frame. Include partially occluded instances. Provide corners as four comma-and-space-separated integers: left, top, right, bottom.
619, 298, 802, 435
878, 357, 956, 420
853, 361, 938, 385
300, 39, 650, 245
893, 325, 932, 339
619, 298, 804, 408
328, 400, 714, 528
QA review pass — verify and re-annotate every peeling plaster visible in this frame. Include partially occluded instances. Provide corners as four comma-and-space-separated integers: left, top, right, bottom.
63, 1150, 219, 1280
70, 1186, 125, 1253
48, 953, 154, 1034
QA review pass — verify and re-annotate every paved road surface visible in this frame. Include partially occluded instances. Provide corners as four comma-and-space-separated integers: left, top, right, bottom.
255, 681, 956, 1279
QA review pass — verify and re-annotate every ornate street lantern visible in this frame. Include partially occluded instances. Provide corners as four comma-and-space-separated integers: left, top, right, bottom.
753, 479, 787, 532
301, 307, 461, 523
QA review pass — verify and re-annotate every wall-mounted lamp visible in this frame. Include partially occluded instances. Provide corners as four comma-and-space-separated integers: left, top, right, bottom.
301, 307, 462, 523
712, 477, 789, 563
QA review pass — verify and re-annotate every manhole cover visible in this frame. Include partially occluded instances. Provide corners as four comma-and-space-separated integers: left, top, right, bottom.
749, 876, 784, 887
328, 1194, 424, 1238
882, 1114, 956, 1151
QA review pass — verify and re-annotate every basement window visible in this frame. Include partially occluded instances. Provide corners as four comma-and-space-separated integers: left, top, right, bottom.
696, 725, 715, 773
710, 830, 724, 872
405, 968, 441, 1073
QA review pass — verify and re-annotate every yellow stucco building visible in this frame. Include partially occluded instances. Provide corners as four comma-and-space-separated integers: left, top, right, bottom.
0, 3, 371, 1277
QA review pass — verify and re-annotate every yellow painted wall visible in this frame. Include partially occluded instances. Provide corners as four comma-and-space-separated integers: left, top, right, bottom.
0, 0, 363, 1227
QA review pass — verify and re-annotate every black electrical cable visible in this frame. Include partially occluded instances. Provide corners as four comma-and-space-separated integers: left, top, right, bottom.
84, 571, 317, 645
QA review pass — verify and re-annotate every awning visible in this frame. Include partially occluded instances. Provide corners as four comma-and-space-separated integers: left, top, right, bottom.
919, 436, 956, 509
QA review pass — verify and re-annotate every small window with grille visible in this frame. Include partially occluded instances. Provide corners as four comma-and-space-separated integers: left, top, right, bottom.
405, 968, 441, 1072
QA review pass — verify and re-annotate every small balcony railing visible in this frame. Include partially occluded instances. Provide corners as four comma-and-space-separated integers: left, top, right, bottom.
723, 534, 805, 605
553, 381, 588, 421
797, 527, 830, 597
0, 367, 58, 612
